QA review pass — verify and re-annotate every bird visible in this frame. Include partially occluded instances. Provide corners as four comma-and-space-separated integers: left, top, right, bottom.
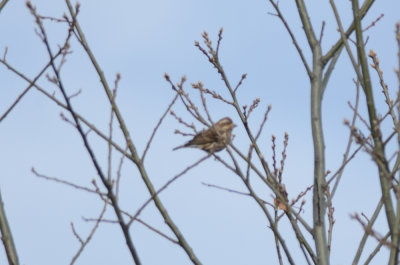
173, 117, 236, 153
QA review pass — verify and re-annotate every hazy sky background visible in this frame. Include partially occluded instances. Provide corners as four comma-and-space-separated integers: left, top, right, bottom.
1, 0, 400, 264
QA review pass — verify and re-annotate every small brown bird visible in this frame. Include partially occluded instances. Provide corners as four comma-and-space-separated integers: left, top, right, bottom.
173, 117, 236, 153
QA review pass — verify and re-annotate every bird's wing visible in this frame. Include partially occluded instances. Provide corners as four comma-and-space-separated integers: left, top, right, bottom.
185, 129, 219, 146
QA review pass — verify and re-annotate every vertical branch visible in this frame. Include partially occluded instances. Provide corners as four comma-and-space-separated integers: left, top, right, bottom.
310, 50, 329, 265
269, 2, 330, 261
351, 2, 396, 261
0, 189, 19, 265
294, 1, 329, 263
325, 188, 334, 257
294, 0, 318, 50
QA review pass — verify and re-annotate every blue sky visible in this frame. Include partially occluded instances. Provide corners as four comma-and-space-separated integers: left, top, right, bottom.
1, 0, 400, 264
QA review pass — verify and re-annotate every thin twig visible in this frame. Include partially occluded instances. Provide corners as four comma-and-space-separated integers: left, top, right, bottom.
115, 145, 128, 200
233, 73, 247, 94
319, 21, 326, 45
268, 0, 312, 77
32, 167, 103, 195
0, 46, 65, 123
363, 13, 384, 32
330, 82, 361, 198
351, 213, 394, 248
128, 154, 211, 226
255, 105, 272, 142
70, 201, 108, 265
142, 92, 180, 161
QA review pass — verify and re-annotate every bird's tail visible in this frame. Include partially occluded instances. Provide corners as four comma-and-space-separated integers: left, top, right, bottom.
172, 145, 185, 151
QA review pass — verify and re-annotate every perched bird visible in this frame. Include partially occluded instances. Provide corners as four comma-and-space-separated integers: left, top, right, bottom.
173, 117, 236, 153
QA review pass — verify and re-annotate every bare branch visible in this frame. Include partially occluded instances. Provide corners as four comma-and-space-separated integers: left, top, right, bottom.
70, 201, 107, 265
